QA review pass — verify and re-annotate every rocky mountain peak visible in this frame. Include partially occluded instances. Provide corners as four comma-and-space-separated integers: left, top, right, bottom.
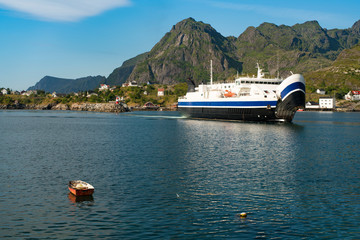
127, 18, 241, 85
171, 17, 214, 33
352, 20, 360, 35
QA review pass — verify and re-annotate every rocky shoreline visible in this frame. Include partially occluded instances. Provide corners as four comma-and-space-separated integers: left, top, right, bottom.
1, 102, 358, 113
0, 102, 130, 113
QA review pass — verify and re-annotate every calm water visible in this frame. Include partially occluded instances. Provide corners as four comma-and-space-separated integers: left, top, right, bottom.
0, 110, 359, 239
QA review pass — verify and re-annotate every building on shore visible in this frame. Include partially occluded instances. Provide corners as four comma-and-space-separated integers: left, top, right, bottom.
306, 101, 319, 109
319, 97, 335, 109
306, 97, 335, 110
316, 89, 326, 95
143, 102, 159, 110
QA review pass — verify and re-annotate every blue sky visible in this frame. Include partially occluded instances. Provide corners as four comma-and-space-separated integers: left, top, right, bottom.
0, 0, 359, 91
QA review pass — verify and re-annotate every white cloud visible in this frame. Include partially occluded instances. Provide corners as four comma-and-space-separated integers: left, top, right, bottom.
0, 0, 131, 21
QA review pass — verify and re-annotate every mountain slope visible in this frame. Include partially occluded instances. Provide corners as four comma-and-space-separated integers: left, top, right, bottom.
234, 20, 349, 77
327, 20, 360, 49
122, 18, 359, 85
28, 75, 105, 94
127, 18, 242, 85
104, 52, 148, 86
304, 44, 360, 90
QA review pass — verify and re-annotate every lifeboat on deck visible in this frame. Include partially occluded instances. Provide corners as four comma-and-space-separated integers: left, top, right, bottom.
224, 90, 236, 98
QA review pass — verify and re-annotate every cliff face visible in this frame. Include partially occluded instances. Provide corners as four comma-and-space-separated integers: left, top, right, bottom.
327, 20, 360, 49
234, 20, 347, 76
105, 52, 148, 86
127, 18, 242, 85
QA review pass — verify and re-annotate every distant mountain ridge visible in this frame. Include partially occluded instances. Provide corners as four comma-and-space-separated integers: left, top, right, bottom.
28, 75, 105, 94
28, 18, 360, 93
111, 18, 360, 86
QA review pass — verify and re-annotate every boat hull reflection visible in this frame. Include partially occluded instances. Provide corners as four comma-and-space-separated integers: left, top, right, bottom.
68, 192, 94, 203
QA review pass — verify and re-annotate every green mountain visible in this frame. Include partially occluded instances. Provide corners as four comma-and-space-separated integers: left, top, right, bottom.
235, 21, 339, 76
28, 75, 105, 94
126, 18, 242, 85
111, 18, 359, 86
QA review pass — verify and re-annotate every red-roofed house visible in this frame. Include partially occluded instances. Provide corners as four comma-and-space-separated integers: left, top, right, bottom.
99, 84, 110, 91
345, 90, 360, 100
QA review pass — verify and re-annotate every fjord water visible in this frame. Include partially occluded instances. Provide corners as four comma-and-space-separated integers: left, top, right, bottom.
1, 110, 359, 239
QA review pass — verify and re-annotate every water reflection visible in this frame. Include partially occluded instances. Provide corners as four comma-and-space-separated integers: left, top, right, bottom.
68, 193, 94, 203
171, 118, 306, 233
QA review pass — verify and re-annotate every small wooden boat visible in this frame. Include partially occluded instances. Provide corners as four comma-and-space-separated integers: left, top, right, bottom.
68, 180, 94, 196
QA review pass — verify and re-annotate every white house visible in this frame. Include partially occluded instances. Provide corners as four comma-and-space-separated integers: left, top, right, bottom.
129, 81, 138, 87
344, 90, 360, 101
87, 93, 98, 98
316, 89, 326, 95
21, 90, 37, 96
157, 88, 164, 96
99, 84, 110, 91
319, 97, 335, 109
1, 89, 7, 95
122, 81, 138, 87
305, 101, 319, 109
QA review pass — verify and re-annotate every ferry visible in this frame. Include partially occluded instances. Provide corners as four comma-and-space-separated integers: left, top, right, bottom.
178, 62, 305, 122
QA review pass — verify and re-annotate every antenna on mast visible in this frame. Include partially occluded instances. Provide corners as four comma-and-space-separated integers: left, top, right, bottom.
277, 51, 280, 79
210, 60, 213, 85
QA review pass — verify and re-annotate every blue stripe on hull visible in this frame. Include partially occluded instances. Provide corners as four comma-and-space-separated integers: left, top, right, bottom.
178, 101, 277, 107
281, 82, 305, 99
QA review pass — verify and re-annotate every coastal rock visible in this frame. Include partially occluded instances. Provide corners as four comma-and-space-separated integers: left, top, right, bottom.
0, 103, 26, 109
51, 104, 70, 110
0, 102, 130, 112
68, 102, 129, 112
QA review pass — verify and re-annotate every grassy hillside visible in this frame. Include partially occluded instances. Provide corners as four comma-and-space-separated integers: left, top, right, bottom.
304, 44, 360, 98
1, 83, 188, 108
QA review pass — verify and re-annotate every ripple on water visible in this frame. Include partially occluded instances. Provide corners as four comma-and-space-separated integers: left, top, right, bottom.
0, 111, 359, 239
